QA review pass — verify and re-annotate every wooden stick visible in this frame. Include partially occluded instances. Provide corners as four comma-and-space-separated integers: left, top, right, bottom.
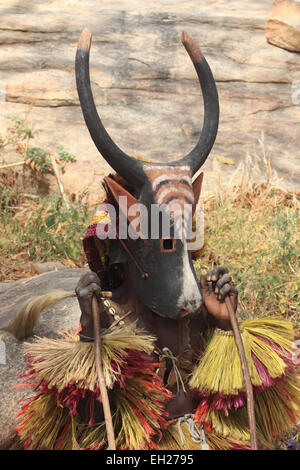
225, 296, 258, 450
49, 154, 70, 209
0, 161, 25, 169
91, 295, 116, 450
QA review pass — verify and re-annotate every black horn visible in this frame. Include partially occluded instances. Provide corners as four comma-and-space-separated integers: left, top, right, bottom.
75, 28, 146, 188
76, 29, 219, 182
177, 32, 219, 175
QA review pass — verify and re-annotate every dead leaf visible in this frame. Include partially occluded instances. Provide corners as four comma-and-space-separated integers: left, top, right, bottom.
285, 281, 294, 295
10, 251, 29, 260
16, 143, 25, 154
215, 155, 235, 165
14, 272, 32, 279
61, 259, 77, 268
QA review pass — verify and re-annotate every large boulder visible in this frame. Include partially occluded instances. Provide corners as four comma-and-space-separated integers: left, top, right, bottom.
266, 0, 300, 52
0, 0, 299, 204
0, 268, 87, 447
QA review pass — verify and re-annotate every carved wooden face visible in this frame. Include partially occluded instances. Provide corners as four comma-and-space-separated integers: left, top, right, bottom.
76, 28, 219, 318
105, 167, 204, 319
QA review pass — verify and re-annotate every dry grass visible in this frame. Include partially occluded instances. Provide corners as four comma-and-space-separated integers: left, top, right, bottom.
195, 184, 299, 328
0, 171, 91, 282
194, 149, 300, 335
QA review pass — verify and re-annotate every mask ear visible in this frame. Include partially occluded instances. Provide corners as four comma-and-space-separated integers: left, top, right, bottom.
104, 176, 140, 225
192, 172, 203, 215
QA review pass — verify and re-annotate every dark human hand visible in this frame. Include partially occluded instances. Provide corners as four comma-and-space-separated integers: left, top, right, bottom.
200, 266, 238, 330
75, 271, 102, 339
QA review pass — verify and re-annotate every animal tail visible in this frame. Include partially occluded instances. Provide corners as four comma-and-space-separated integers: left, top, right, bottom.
0, 290, 76, 340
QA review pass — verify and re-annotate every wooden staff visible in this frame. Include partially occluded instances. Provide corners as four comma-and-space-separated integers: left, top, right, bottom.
225, 296, 258, 450
91, 294, 116, 450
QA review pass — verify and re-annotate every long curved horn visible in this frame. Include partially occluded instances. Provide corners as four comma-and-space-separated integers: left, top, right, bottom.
75, 29, 146, 188
76, 29, 218, 182
176, 32, 219, 175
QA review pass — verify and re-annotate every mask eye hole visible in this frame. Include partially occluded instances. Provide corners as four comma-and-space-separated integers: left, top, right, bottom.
161, 238, 176, 252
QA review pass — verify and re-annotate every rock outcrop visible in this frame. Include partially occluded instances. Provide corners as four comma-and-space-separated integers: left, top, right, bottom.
266, 0, 300, 52
0, 268, 87, 446
0, 0, 299, 202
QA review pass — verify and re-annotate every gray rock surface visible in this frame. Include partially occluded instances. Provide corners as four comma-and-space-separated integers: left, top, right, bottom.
32, 260, 67, 274
0, 0, 299, 204
0, 267, 87, 446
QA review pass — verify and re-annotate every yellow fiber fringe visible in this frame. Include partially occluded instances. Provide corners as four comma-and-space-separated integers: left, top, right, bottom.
16, 322, 173, 450
202, 373, 300, 449
16, 316, 299, 450
17, 392, 107, 450
157, 421, 250, 450
189, 316, 300, 448
158, 421, 206, 450
23, 322, 156, 391
189, 317, 295, 395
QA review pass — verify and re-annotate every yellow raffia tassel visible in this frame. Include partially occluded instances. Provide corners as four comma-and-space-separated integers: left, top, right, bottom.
16, 390, 109, 450
202, 371, 300, 449
23, 322, 156, 392
16, 393, 71, 449
16, 367, 170, 450
204, 406, 272, 448
204, 431, 236, 450
113, 389, 157, 449
114, 375, 171, 450
158, 422, 205, 450
16, 321, 172, 450
189, 317, 294, 395
254, 372, 300, 442
157, 421, 251, 450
